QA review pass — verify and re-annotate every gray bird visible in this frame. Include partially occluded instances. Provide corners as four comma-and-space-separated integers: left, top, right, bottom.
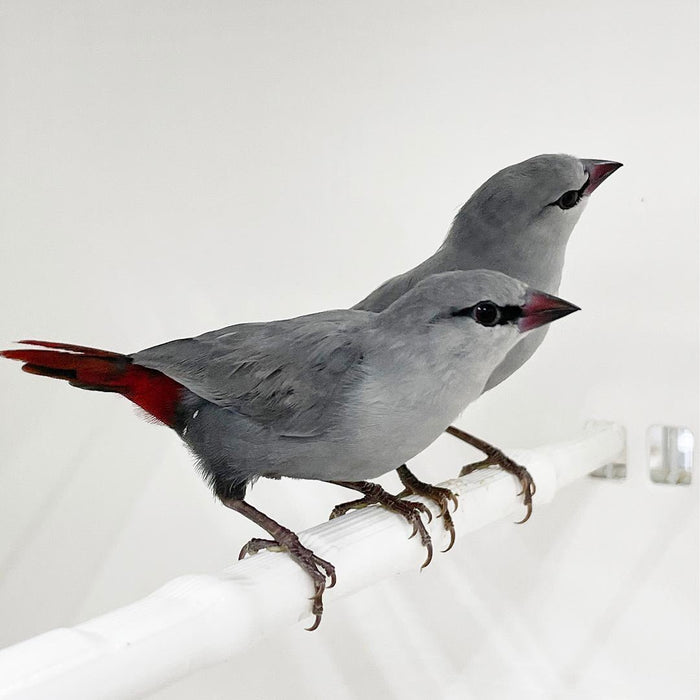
354, 154, 622, 521
2, 270, 578, 629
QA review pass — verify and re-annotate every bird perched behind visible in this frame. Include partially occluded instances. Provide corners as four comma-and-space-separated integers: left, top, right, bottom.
357, 154, 620, 387
2, 269, 578, 629
354, 154, 622, 518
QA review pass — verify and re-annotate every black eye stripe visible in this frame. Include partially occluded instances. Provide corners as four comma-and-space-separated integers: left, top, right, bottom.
497, 305, 522, 323
451, 303, 522, 325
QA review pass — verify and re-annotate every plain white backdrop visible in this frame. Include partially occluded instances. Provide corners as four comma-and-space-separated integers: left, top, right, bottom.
0, 1, 697, 698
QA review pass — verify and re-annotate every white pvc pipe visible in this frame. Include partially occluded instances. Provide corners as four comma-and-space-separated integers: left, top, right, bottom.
0, 421, 625, 700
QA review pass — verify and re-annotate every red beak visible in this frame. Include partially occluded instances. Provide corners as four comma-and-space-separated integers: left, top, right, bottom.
518, 291, 580, 332
581, 159, 623, 195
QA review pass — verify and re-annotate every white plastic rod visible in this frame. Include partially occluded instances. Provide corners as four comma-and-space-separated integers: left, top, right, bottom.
0, 421, 625, 700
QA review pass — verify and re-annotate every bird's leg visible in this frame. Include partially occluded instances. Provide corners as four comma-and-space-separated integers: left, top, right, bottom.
219, 497, 336, 631
395, 465, 459, 552
446, 425, 536, 524
329, 478, 434, 568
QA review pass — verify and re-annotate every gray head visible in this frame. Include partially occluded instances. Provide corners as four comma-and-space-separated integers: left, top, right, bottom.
382, 269, 579, 340
444, 154, 622, 289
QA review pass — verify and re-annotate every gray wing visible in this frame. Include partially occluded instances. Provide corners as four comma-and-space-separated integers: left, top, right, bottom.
132, 311, 367, 437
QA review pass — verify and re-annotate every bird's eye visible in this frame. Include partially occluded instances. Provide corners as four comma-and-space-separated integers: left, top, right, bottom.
472, 301, 500, 327
556, 190, 581, 210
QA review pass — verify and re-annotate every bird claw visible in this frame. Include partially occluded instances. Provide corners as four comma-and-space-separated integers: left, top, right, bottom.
432, 490, 459, 517
458, 449, 536, 524
384, 499, 433, 567
508, 463, 535, 523
413, 501, 433, 522
305, 568, 329, 632
238, 534, 336, 629
238, 537, 281, 559
514, 501, 533, 525
306, 614, 322, 632
403, 507, 433, 567
416, 520, 433, 569
329, 497, 370, 520
306, 556, 337, 629
287, 543, 336, 631
396, 467, 459, 550
331, 482, 434, 569
221, 498, 335, 631
316, 556, 337, 588
440, 508, 456, 553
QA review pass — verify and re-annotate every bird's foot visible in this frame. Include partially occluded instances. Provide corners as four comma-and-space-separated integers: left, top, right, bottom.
220, 497, 336, 630
446, 425, 536, 523
396, 465, 459, 552
330, 481, 434, 568
459, 453, 535, 524
238, 535, 336, 631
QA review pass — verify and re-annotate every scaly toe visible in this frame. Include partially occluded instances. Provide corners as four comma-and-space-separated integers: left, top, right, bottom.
440, 510, 456, 552
415, 502, 433, 522
315, 556, 337, 588
449, 491, 460, 511
419, 529, 434, 569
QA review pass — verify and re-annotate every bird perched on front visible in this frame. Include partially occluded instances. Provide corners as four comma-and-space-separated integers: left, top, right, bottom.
355, 154, 622, 518
2, 269, 578, 629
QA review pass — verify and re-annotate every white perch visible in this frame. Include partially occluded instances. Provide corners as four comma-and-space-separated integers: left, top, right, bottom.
0, 421, 625, 700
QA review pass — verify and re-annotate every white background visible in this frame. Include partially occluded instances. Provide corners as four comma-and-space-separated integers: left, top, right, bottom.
0, 1, 697, 698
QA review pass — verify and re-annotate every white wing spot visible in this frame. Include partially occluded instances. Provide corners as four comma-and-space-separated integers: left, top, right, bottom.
193, 410, 199, 419
182, 426, 188, 436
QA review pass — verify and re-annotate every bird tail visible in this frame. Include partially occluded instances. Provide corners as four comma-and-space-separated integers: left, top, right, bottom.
1, 340, 182, 427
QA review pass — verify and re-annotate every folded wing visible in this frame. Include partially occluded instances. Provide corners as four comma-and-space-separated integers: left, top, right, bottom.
133, 311, 367, 437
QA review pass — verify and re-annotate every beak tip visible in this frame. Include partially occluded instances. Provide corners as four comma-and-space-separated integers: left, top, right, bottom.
518, 292, 581, 332
582, 159, 623, 195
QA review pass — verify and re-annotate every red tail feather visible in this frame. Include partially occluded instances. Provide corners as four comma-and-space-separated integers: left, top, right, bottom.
2, 341, 182, 427
17, 339, 123, 357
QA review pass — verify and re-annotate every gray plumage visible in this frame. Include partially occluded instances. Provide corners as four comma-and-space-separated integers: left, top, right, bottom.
1, 156, 598, 629
132, 270, 550, 498
2, 268, 578, 630
355, 154, 620, 391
